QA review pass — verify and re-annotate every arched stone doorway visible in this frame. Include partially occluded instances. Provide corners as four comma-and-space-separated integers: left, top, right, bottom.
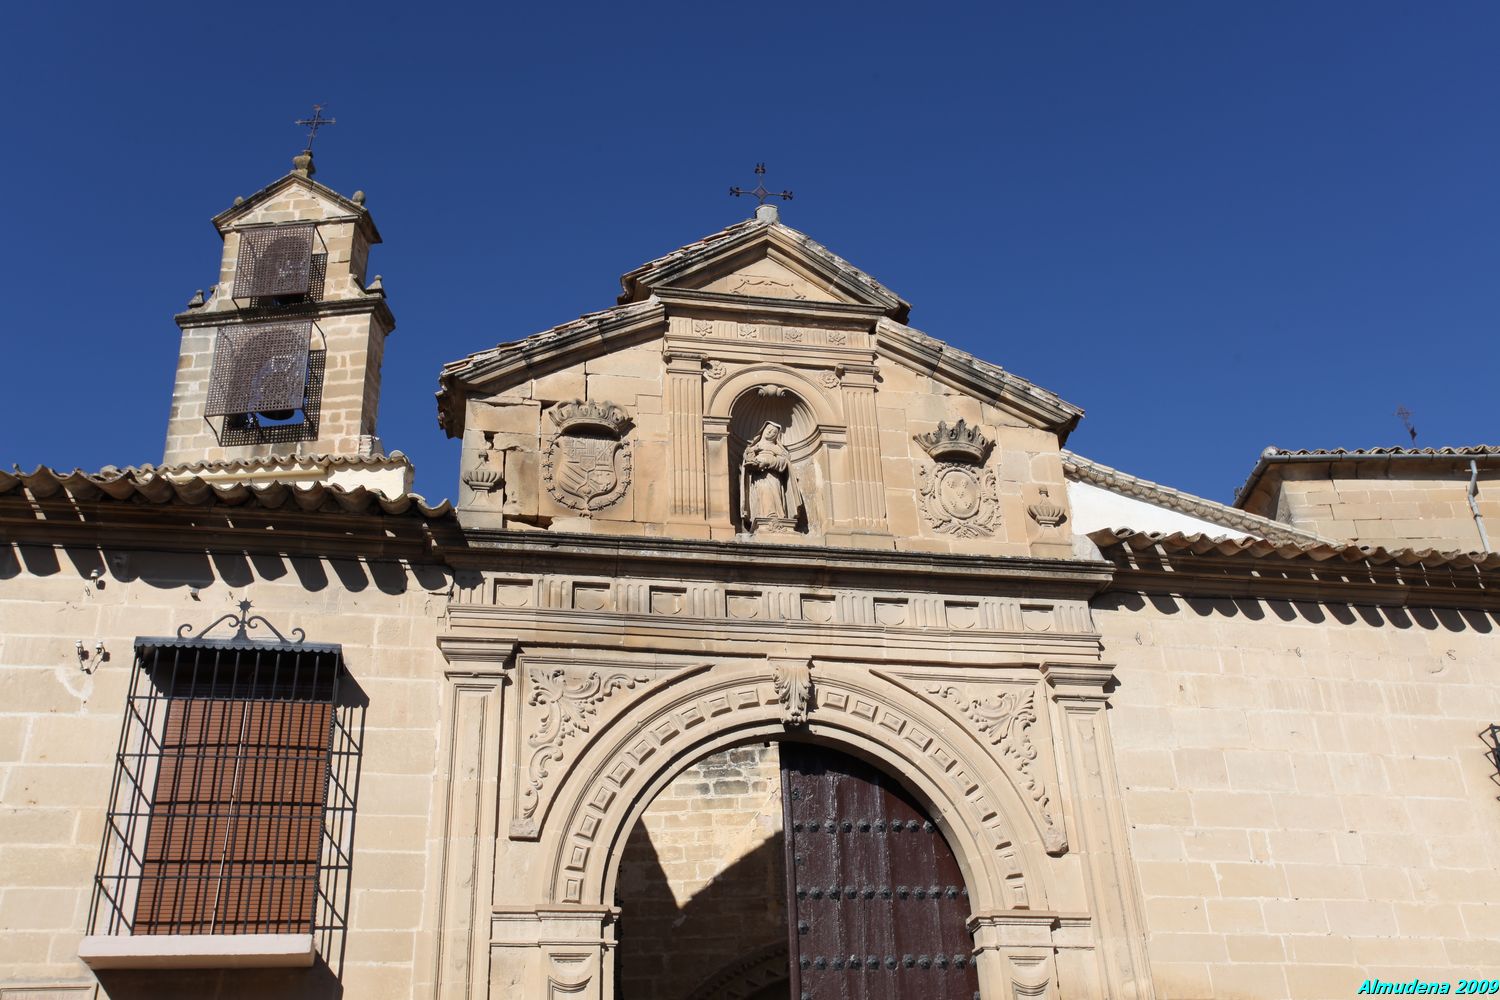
614, 739, 980, 1000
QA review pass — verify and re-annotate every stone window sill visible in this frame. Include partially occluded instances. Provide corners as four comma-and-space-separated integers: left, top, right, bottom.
77, 933, 315, 970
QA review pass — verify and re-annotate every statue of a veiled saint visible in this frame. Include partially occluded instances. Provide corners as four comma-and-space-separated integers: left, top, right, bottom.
739, 421, 804, 533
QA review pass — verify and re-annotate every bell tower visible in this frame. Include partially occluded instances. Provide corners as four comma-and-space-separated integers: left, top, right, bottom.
162, 145, 407, 493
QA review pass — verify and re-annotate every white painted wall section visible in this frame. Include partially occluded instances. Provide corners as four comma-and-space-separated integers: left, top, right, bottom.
1066, 479, 1252, 539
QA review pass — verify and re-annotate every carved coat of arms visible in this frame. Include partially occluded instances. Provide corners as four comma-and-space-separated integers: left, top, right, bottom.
915, 419, 1001, 537
542, 400, 632, 515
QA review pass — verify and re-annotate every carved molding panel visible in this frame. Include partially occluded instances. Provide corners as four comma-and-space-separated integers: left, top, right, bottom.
548, 669, 1042, 911
514, 662, 658, 836
928, 683, 1066, 854
450, 573, 1099, 642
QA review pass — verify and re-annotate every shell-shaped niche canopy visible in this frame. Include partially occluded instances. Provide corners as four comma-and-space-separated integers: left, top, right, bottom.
728, 385, 818, 448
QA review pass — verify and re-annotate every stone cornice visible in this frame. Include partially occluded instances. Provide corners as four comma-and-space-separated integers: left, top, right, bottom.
176, 294, 396, 333
437, 300, 666, 437
652, 286, 888, 324
874, 319, 1083, 440
449, 528, 1115, 595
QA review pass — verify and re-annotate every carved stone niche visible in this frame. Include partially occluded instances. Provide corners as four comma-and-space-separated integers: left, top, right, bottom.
915, 419, 1001, 537
542, 400, 633, 517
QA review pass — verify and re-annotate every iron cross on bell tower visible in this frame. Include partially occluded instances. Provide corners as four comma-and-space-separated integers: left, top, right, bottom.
730, 163, 793, 206
295, 103, 336, 153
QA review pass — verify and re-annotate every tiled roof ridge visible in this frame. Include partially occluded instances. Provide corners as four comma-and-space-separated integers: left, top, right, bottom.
616, 216, 767, 296
1262, 445, 1500, 458
881, 319, 1082, 421
1088, 526, 1500, 572
112, 451, 411, 476
616, 215, 909, 315
1063, 451, 1331, 545
0, 465, 451, 519
438, 299, 659, 384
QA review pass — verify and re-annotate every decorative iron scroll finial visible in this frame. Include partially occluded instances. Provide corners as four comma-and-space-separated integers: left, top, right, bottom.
176, 599, 306, 645
730, 163, 793, 206
295, 103, 336, 153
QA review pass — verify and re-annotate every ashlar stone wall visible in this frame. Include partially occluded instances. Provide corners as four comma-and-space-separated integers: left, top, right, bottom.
458, 321, 1073, 560
0, 546, 450, 1000
1100, 592, 1500, 999
1271, 468, 1499, 552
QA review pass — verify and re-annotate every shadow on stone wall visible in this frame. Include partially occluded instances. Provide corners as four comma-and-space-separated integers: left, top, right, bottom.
95, 955, 342, 1000
615, 745, 789, 1000
1097, 590, 1497, 634
0, 542, 450, 596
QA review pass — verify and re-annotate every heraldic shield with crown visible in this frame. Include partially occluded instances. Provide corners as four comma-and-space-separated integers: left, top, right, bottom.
542, 400, 633, 515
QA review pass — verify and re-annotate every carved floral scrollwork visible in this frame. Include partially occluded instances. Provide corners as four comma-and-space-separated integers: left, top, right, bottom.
521, 667, 650, 820
928, 684, 1065, 851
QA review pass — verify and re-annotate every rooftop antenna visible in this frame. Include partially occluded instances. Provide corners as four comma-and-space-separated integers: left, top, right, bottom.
1395, 406, 1417, 445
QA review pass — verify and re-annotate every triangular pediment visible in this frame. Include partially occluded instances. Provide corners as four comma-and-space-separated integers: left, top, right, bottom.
437, 215, 1082, 442
211, 171, 379, 243
698, 254, 842, 303
617, 214, 911, 321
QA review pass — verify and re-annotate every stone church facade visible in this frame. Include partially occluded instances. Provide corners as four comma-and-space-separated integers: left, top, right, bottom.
1, 153, 1498, 1000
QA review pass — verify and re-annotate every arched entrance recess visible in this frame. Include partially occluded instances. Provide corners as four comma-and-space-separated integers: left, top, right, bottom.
615, 739, 984, 1000
543, 662, 1057, 916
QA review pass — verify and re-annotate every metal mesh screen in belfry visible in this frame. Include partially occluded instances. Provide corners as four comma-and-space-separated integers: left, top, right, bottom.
205, 321, 312, 418
232, 224, 315, 299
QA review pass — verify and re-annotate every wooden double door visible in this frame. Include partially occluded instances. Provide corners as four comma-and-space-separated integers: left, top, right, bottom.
779, 743, 981, 1000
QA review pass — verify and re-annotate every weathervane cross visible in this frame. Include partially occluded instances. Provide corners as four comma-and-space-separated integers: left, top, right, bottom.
295, 104, 336, 152
730, 163, 793, 206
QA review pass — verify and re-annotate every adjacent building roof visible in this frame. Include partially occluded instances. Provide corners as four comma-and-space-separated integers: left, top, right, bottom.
1063, 451, 1331, 545
0, 465, 451, 519
1089, 526, 1500, 573
1233, 444, 1500, 509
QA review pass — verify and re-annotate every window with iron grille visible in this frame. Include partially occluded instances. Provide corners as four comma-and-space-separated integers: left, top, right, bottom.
89, 638, 359, 959
233, 224, 319, 302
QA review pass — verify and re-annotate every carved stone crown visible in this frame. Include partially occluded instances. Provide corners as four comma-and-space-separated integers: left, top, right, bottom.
549, 399, 630, 437
915, 419, 991, 464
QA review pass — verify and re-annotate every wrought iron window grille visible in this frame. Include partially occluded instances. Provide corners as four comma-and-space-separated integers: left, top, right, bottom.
204, 320, 325, 446
89, 621, 363, 968
232, 224, 328, 305
1485, 725, 1500, 782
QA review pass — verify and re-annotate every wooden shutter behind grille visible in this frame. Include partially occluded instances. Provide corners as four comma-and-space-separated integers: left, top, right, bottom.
134, 696, 332, 935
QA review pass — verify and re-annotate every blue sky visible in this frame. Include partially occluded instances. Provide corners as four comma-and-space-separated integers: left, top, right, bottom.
1, 2, 1494, 503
